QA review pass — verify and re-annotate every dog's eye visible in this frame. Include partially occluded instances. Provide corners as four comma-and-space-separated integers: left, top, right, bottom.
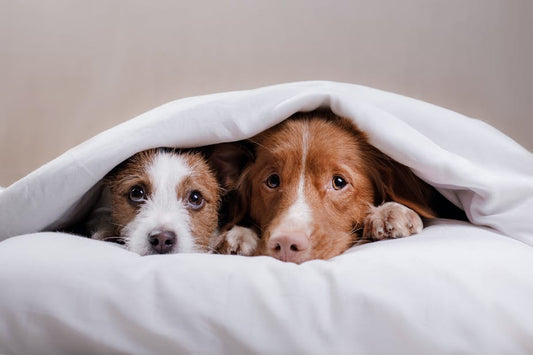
332, 175, 347, 190
128, 185, 146, 202
265, 174, 280, 189
187, 190, 205, 210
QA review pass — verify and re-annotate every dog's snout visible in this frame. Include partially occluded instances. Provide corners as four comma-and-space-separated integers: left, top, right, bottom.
149, 230, 177, 254
268, 232, 309, 263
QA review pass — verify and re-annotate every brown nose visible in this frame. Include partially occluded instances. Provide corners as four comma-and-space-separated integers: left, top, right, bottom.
268, 232, 309, 263
149, 231, 177, 254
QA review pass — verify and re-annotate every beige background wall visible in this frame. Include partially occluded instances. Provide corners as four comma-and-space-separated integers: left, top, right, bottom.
1, 0, 532, 187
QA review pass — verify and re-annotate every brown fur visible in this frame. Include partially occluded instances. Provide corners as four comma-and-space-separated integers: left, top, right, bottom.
177, 154, 221, 249
105, 150, 156, 238
217, 110, 465, 263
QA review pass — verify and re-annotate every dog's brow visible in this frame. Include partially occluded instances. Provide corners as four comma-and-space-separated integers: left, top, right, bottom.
248, 138, 277, 156
114, 174, 146, 188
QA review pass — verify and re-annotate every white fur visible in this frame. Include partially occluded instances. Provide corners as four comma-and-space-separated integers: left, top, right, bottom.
274, 178, 313, 235
122, 152, 199, 255
271, 126, 313, 236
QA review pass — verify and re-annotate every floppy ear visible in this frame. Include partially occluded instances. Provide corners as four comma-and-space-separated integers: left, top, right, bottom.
365, 146, 437, 219
204, 142, 254, 228
366, 146, 468, 221
223, 168, 254, 228
382, 163, 437, 219
204, 142, 254, 191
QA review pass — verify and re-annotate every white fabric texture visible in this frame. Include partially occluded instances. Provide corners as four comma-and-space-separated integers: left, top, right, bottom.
1, 81, 532, 243
0, 81, 532, 354
1, 223, 533, 355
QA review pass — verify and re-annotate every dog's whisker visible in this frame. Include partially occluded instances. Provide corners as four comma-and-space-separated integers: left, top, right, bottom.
100, 235, 126, 243
206, 245, 220, 254
351, 222, 363, 234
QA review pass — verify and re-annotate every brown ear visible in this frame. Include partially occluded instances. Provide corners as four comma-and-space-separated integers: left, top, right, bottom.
365, 146, 437, 219
383, 164, 437, 219
204, 142, 254, 228
217, 168, 253, 230
204, 142, 254, 192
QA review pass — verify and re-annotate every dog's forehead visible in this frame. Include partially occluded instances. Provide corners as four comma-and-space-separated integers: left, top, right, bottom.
148, 151, 194, 184
255, 118, 363, 163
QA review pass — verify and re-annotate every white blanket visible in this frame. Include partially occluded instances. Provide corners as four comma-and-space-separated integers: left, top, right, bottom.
1, 81, 532, 354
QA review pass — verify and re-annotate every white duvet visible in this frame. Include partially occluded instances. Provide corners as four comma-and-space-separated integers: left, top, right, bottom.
1, 81, 532, 354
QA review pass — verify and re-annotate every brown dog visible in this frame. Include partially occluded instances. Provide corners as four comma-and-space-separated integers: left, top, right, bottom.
213, 110, 465, 263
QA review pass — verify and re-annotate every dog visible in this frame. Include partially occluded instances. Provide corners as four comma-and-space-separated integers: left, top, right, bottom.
214, 110, 466, 263
87, 148, 257, 255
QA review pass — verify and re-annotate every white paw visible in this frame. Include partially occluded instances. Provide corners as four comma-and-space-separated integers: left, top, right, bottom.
218, 226, 259, 256
363, 202, 423, 241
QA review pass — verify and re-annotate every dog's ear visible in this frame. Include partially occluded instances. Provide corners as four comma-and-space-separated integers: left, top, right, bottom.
204, 142, 254, 191
365, 146, 437, 219
382, 163, 437, 219
337, 116, 438, 219
203, 142, 254, 228
365, 146, 468, 221
219, 167, 253, 229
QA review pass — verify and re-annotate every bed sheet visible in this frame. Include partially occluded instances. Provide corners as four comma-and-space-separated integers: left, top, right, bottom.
1, 220, 532, 354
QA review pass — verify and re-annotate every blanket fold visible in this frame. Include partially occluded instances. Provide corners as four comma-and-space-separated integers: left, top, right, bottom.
1, 81, 532, 244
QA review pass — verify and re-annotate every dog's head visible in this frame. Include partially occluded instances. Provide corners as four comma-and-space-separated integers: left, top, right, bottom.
105, 148, 221, 255
215, 110, 437, 263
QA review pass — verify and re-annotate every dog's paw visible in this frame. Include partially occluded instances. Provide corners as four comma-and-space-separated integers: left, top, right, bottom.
214, 226, 259, 256
363, 202, 423, 241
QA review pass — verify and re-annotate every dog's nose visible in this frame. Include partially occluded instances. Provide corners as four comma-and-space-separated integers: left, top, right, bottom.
149, 230, 177, 254
268, 232, 309, 263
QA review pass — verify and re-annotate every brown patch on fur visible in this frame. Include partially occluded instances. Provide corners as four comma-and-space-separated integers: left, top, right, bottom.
105, 149, 156, 237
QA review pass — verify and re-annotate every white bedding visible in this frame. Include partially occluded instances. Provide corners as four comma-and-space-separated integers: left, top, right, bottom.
1, 81, 532, 354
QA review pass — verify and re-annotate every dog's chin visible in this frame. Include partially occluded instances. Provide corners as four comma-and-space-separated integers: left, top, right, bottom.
258, 243, 311, 264
139, 243, 208, 256
265, 252, 328, 264
139, 245, 177, 256
123, 238, 151, 256
260, 230, 354, 264
122, 233, 204, 256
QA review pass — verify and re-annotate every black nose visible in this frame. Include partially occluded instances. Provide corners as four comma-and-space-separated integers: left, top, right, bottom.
149, 231, 177, 254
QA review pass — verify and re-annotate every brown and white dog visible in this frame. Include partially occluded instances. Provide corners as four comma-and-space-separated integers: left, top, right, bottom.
215, 110, 465, 263
87, 148, 251, 255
